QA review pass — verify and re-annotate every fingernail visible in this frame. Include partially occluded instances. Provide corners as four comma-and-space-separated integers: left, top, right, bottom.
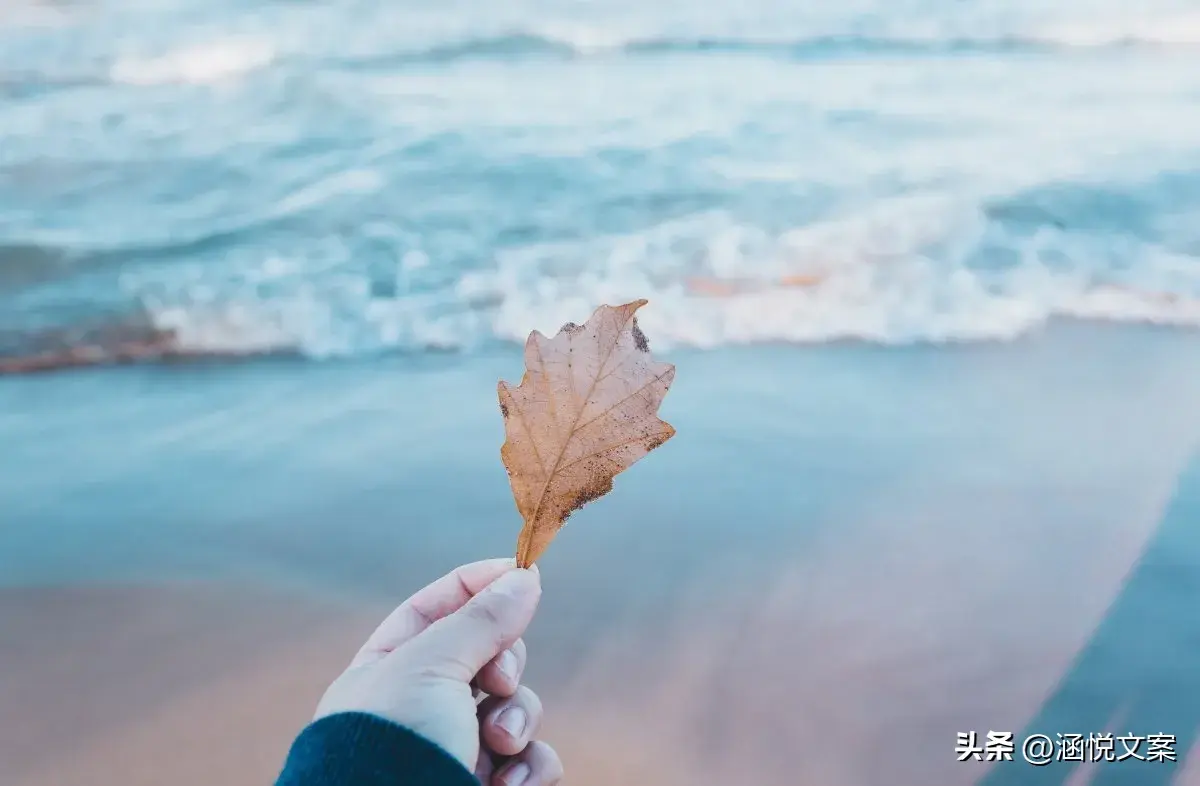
496, 706, 527, 738
490, 568, 540, 599
500, 761, 531, 786
497, 648, 519, 681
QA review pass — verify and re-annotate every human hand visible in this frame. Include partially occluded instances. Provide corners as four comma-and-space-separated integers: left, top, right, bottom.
314, 559, 563, 785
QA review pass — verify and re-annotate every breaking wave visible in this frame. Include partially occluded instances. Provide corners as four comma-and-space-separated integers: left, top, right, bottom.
333, 25, 1200, 69
6, 184, 1199, 373
109, 37, 276, 86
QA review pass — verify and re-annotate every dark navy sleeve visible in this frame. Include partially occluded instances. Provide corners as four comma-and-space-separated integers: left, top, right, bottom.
275, 712, 479, 786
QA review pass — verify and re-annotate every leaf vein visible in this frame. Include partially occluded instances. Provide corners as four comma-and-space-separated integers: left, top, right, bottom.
510, 396, 547, 481
554, 427, 672, 477
570, 369, 672, 439
524, 307, 636, 530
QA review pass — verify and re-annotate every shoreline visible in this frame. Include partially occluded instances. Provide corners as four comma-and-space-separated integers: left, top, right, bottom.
0, 315, 1196, 379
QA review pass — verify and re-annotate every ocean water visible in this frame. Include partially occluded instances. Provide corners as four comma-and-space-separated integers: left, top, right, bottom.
3, 0, 1200, 363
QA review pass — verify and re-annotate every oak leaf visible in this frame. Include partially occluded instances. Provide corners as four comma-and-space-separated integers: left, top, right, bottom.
498, 299, 676, 567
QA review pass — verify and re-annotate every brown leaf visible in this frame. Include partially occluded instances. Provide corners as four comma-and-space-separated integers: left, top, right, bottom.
498, 299, 676, 567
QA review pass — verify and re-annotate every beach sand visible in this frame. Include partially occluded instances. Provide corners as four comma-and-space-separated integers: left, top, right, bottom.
3, 322, 1200, 786
0, 584, 383, 786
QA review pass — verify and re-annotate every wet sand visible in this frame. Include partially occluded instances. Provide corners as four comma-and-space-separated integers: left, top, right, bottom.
3, 322, 1200, 785
0, 584, 384, 786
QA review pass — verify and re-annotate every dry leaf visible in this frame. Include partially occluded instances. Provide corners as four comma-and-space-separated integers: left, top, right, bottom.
498, 299, 676, 567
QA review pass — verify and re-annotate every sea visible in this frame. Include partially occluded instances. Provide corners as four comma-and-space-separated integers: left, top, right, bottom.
4, 2, 1200, 785
3, 0, 1200, 360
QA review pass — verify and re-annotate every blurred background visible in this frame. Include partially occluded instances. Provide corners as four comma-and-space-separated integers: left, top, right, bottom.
2, 0, 1200, 784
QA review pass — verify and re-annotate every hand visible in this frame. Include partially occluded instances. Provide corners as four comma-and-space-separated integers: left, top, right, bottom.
314, 559, 563, 785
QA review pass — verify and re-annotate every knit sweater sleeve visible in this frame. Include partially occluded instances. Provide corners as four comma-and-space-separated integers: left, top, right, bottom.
274, 712, 479, 786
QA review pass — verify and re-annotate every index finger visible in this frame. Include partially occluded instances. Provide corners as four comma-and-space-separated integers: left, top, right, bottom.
351, 558, 520, 667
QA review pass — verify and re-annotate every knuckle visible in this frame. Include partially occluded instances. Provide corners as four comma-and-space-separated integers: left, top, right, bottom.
518, 689, 544, 734
463, 597, 506, 630
517, 684, 542, 710
530, 740, 564, 780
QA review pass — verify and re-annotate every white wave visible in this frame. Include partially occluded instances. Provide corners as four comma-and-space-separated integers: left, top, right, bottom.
524, 12, 1200, 53
271, 169, 386, 218
126, 198, 1200, 360
147, 302, 296, 355
527, 21, 641, 54
484, 261, 1051, 349
478, 14, 1200, 56
1060, 285, 1200, 326
1036, 11, 1200, 47
139, 272, 479, 360
110, 37, 275, 86
477, 202, 1200, 350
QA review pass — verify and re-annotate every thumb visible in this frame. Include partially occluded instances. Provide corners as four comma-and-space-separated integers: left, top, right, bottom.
405, 566, 541, 682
